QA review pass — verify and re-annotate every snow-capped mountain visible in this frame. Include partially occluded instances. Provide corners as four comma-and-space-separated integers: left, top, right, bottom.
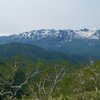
4, 28, 100, 41
0, 28, 100, 44
0, 28, 100, 60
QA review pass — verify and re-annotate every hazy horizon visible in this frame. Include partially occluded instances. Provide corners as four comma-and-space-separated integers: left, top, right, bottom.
0, 0, 100, 35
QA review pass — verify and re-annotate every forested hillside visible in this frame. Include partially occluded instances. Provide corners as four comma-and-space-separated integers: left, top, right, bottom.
0, 43, 88, 63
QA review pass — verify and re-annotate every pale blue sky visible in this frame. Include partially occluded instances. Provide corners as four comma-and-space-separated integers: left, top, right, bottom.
0, 0, 100, 35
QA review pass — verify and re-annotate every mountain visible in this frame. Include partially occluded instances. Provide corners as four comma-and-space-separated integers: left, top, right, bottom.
0, 28, 100, 60
0, 42, 85, 63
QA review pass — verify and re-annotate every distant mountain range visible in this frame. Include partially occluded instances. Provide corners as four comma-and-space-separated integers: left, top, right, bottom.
0, 28, 100, 62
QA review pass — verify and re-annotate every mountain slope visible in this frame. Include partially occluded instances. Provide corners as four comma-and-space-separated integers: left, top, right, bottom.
0, 42, 84, 63
0, 28, 100, 61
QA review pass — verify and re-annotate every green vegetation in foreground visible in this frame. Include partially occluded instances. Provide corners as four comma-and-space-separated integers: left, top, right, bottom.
0, 57, 100, 100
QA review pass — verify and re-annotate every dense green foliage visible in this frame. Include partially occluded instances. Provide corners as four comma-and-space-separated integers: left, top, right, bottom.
0, 57, 100, 100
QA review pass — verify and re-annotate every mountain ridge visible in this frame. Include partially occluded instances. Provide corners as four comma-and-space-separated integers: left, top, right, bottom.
0, 28, 100, 39
0, 28, 100, 62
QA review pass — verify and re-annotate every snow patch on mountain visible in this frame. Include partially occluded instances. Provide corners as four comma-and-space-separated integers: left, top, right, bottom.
75, 28, 99, 39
